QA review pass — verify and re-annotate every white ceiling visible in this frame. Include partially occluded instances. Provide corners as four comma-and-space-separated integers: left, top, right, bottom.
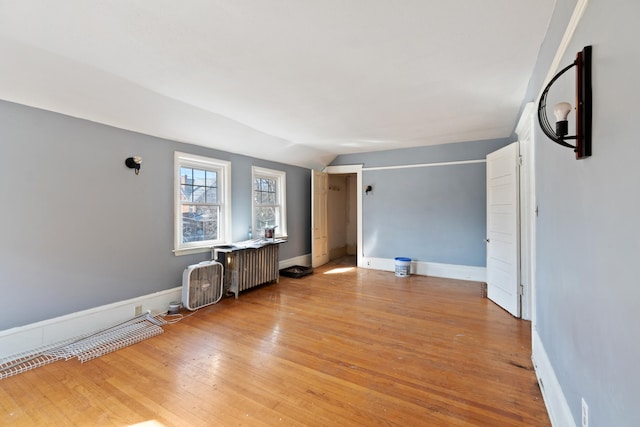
0, 1, 555, 169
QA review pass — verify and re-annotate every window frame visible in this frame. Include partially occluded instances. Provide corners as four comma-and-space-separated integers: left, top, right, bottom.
174, 151, 232, 255
252, 166, 287, 239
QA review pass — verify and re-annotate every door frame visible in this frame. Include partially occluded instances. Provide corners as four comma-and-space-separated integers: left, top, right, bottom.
516, 102, 536, 323
323, 164, 363, 267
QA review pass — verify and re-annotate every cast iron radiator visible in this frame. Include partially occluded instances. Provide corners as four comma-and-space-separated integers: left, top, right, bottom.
213, 242, 280, 298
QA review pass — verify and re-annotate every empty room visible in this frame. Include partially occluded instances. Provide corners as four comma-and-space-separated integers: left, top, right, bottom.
1, 1, 638, 426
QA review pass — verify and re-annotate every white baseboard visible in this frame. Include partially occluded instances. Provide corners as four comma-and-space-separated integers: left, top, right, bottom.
0, 254, 312, 359
532, 328, 576, 427
0, 287, 181, 359
0, 254, 479, 359
279, 253, 312, 269
362, 257, 487, 282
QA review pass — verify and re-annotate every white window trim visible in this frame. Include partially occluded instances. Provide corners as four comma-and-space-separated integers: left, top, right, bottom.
252, 166, 287, 239
174, 151, 232, 256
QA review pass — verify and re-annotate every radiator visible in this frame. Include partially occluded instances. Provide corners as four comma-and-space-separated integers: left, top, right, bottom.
213, 242, 281, 298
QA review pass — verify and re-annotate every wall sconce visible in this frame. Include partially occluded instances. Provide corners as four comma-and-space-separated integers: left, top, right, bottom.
125, 156, 142, 175
365, 185, 372, 195
537, 45, 592, 159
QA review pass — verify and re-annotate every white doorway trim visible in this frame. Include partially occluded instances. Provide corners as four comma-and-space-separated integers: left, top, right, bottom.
323, 164, 363, 267
516, 102, 536, 322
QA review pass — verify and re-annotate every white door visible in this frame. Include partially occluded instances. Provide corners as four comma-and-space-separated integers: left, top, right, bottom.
312, 170, 329, 268
515, 103, 536, 321
486, 143, 520, 317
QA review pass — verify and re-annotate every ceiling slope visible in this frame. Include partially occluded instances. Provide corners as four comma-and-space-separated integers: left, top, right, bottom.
0, 1, 555, 168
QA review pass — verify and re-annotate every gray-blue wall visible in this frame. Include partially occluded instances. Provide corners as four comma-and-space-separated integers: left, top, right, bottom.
531, 0, 640, 425
331, 138, 510, 266
0, 100, 311, 330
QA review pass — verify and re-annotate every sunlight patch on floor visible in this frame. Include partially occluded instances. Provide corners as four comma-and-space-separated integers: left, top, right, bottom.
323, 267, 355, 274
126, 420, 166, 427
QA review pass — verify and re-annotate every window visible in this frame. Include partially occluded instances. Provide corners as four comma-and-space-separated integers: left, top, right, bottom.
174, 152, 231, 255
252, 166, 287, 239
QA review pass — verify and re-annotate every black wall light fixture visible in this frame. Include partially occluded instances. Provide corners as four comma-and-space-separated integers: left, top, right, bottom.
125, 156, 142, 175
538, 45, 592, 159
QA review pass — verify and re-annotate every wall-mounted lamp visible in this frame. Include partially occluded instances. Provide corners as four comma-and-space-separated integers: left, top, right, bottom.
537, 45, 592, 159
365, 185, 372, 195
125, 156, 142, 175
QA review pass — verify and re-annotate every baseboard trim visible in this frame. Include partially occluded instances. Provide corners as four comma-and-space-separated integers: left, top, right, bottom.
362, 257, 486, 282
0, 287, 182, 359
0, 254, 313, 359
0, 254, 479, 359
279, 253, 312, 269
532, 328, 576, 427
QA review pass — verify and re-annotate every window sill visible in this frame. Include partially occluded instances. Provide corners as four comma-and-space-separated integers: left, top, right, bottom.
173, 246, 213, 257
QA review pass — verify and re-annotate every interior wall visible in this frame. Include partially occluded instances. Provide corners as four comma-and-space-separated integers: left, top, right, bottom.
0, 100, 311, 330
531, 0, 640, 425
330, 138, 510, 267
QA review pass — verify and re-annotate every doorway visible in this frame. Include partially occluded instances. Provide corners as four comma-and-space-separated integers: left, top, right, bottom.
315, 164, 363, 268
327, 173, 357, 266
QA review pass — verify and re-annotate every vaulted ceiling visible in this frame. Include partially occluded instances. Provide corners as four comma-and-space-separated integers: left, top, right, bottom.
0, 1, 555, 169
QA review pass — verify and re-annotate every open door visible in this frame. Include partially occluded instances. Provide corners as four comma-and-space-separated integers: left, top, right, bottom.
312, 170, 329, 268
486, 143, 520, 317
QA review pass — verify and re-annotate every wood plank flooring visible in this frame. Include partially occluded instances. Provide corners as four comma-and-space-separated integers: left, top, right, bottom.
0, 259, 550, 426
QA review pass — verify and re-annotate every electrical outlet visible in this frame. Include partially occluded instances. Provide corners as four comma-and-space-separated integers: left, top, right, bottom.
134, 305, 143, 316
581, 397, 589, 427
367, 259, 371, 266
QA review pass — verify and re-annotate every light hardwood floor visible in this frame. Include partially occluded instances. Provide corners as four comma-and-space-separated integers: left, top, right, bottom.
0, 259, 550, 426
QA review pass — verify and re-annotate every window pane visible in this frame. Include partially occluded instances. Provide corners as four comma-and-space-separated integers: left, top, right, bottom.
192, 186, 205, 203
254, 177, 276, 207
193, 169, 206, 186
180, 167, 192, 184
182, 204, 219, 243
205, 171, 217, 187
205, 187, 217, 203
180, 184, 193, 202
256, 206, 276, 230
